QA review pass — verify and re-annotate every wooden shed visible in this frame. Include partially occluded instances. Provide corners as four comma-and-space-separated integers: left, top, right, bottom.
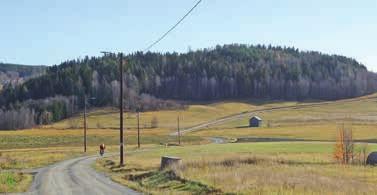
249, 116, 262, 127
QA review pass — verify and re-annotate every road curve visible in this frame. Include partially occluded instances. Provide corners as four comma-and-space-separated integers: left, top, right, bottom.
23, 155, 140, 195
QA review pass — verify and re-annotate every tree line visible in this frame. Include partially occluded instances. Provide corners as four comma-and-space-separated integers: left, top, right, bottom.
1, 44, 376, 129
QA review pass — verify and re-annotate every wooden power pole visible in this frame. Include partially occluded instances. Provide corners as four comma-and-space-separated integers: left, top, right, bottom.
177, 116, 181, 145
83, 95, 87, 153
119, 53, 125, 166
101, 51, 125, 166
137, 112, 140, 149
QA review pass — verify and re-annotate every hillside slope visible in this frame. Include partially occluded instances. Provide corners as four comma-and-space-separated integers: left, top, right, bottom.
1, 44, 377, 129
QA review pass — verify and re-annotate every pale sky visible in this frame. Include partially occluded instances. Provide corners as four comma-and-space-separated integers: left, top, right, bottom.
0, 0, 376, 71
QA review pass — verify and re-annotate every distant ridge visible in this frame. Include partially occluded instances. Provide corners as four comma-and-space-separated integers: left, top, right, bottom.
0, 63, 46, 90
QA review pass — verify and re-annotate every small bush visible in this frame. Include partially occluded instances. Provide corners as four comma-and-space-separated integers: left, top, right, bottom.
68, 118, 80, 129
151, 117, 158, 128
96, 122, 104, 129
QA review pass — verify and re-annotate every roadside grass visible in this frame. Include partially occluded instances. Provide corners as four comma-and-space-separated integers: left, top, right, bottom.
0, 172, 32, 193
0, 147, 83, 193
0, 145, 131, 170
174, 156, 377, 194
96, 142, 377, 194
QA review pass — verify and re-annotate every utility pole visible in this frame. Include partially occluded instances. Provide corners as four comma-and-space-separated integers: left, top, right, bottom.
119, 53, 125, 166
177, 116, 181, 145
83, 95, 87, 153
101, 51, 125, 166
137, 112, 140, 149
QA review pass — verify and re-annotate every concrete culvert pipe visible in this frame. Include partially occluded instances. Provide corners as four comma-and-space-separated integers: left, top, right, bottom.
160, 156, 182, 170
366, 152, 377, 165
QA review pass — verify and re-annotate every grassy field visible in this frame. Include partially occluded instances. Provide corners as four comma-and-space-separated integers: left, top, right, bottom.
97, 142, 377, 194
0, 130, 202, 149
189, 94, 377, 141
0, 101, 269, 149
0, 100, 306, 149
190, 124, 377, 141
2, 94, 377, 193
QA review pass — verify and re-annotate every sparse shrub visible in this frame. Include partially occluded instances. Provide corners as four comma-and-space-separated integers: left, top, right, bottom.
96, 121, 104, 129
68, 118, 80, 129
354, 143, 369, 165
334, 125, 354, 164
151, 117, 158, 128
267, 120, 271, 128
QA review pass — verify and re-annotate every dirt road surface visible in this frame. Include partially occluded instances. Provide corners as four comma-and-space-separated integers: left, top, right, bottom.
22, 155, 140, 195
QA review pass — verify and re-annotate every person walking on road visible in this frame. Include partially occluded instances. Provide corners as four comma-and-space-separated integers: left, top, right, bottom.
99, 143, 106, 156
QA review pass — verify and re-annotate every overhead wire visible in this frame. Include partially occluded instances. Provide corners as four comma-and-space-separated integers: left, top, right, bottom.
143, 0, 203, 52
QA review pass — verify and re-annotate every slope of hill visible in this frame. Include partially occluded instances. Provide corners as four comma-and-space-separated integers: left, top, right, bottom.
0, 63, 46, 90
1, 44, 377, 129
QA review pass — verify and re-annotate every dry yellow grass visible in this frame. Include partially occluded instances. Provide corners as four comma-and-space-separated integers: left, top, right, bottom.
0, 100, 303, 149
47, 102, 259, 132
96, 142, 377, 194
3, 94, 377, 194
191, 124, 377, 141
174, 155, 377, 194
189, 94, 377, 141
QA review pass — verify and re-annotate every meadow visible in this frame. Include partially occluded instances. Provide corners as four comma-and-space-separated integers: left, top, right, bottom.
2, 93, 377, 193
0, 99, 305, 149
0, 101, 264, 149
189, 94, 377, 141
97, 142, 377, 194
0, 101, 260, 192
94, 94, 377, 194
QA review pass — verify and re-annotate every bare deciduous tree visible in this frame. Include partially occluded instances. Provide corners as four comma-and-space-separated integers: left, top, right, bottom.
334, 124, 354, 164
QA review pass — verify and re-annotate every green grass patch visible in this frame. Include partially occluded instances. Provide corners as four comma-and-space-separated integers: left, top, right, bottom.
138, 170, 219, 194
96, 157, 220, 195
0, 172, 32, 193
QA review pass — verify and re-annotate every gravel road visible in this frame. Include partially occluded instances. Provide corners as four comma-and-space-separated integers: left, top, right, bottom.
22, 155, 140, 195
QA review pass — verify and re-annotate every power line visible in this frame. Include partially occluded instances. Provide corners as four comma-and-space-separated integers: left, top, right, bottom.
144, 0, 203, 52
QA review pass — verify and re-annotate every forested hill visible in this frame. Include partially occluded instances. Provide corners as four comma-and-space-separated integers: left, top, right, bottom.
1, 44, 377, 129
0, 63, 46, 90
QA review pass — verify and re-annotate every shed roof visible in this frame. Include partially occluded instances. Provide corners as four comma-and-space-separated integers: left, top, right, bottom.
250, 116, 262, 121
